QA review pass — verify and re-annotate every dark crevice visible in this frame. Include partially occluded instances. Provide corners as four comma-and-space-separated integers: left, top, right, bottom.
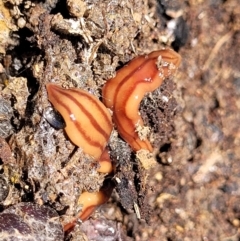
50, 0, 70, 18
196, 137, 202, 148
171, 17, 189, 51
160, 143, 171, 152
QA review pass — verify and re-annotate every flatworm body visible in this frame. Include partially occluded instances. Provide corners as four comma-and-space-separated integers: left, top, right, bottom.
102, 49, 181, 152
63, 183, 114, 232
46, 83, 112, 160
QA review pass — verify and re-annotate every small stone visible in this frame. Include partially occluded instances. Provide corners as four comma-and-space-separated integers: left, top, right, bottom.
67, 0, 86, 18
17, 17, 26, 28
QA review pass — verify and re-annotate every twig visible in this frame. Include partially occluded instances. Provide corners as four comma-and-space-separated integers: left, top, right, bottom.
202, 31, 234, 71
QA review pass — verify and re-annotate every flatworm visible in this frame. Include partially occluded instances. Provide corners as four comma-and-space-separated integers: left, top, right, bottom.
46, 83, 113, 160
102, 49, 181, 152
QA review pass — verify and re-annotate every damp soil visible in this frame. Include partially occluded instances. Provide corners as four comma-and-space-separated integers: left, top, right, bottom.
0, 0, 240, 240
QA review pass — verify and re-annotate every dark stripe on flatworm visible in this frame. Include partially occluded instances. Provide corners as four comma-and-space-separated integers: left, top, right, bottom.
57, 87, 111, 139
112, 57, 159, 150
114, 54, 159, 98
69, 88, 112, 128
50, 86, 109, 149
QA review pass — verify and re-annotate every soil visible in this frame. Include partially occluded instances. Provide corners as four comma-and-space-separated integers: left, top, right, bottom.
0, 0, 240, 240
